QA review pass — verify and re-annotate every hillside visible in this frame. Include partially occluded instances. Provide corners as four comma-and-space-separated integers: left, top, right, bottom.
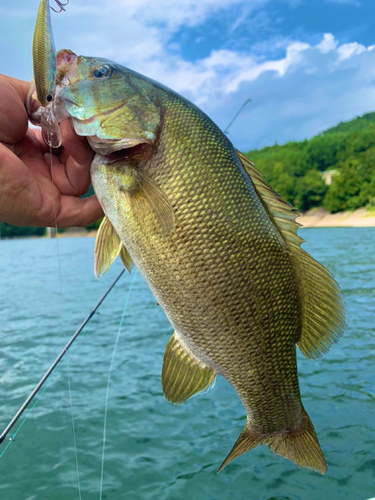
2, 112, 375, 237
322, 112, 375, 135
247, 112, 375, 213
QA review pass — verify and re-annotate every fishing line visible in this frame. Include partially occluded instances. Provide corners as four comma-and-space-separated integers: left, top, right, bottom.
0, 269, 126, 452
0, 357, 65, 459
49, 143, 82, 500
99, 269, 138, 500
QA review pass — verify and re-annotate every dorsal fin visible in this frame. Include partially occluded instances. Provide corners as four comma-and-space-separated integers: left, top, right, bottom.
237, 150, 346, 359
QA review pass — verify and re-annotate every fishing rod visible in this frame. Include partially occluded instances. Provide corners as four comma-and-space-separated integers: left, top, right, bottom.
223, 98, 252, 135
0, 268, 126, 446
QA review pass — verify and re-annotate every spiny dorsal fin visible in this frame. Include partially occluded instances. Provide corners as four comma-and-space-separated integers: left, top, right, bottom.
94, 216, 133, 278
162, 332, 216, 405
236, 150, 346, 359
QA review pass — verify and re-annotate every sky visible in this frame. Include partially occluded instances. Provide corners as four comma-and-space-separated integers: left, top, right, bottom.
2, 0, 375, 151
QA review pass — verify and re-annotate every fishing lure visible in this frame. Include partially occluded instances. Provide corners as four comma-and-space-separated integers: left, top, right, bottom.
32, 0, 68, 148
50, 0, 69, 13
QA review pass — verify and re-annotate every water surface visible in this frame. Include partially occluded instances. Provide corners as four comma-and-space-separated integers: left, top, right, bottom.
0, 228, 374, 500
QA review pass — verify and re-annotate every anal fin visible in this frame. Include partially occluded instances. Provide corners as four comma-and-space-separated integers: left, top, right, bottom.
162, 332, 215, 405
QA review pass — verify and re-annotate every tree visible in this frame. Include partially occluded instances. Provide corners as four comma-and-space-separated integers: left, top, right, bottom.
294, 170, 328, 211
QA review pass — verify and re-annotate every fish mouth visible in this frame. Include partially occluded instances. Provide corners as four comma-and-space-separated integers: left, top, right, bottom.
53, 50, 155, 161
100, 141, 154, 162
54, 100, 153, 158
54, 96, 154, 160
88, 135, 153, 161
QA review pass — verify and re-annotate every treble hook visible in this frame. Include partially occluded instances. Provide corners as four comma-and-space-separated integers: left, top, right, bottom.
50, 0, 69, 13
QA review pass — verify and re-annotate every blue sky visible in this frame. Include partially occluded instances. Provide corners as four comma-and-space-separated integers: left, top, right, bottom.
2, 0, 375, 150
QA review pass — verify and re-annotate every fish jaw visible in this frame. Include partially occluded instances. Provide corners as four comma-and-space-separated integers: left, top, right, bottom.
54, 51, 161, 156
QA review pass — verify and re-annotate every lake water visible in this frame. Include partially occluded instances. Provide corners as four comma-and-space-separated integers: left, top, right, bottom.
0, 228, 374, 500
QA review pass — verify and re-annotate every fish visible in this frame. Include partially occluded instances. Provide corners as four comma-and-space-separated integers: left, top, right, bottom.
53, 50, 346, 474
26, 0, 63, 148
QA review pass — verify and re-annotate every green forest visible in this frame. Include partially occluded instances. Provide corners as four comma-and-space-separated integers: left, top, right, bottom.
247, 111, 375, 213
1, 111, 375, 237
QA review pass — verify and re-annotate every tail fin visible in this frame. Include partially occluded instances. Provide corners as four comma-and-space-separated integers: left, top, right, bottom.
218, 411, 327, 474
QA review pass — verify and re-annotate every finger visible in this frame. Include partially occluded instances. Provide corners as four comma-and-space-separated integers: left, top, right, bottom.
43, 152, 76, 195
59, 119, 94, 195
0, 75, 31, 103
60, 118, 94, 166
0, 76, 29, 143
0, 143, 42, 226
55, 194, 104, 228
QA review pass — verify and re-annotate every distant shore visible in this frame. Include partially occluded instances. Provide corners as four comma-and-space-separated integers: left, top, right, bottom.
60, 207, 375, 238
3, 208, 374, 241
297, 207, 375, 228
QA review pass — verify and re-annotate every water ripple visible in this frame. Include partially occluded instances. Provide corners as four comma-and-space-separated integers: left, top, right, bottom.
0, 231, 374, 499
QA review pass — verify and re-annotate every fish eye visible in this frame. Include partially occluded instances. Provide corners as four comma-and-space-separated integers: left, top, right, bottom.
92, 65, 112, 79
46, 94, 53, 103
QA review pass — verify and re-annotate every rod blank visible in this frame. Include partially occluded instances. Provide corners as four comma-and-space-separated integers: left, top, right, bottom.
0, 269, 125, 446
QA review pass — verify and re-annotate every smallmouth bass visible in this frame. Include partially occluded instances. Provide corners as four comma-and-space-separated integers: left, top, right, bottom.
52, 50, 346, 473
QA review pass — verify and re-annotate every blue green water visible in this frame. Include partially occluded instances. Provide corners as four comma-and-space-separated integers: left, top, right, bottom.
0, 228, 374, 500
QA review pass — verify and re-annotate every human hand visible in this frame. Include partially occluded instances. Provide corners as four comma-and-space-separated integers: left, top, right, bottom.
0, 74, 104, 228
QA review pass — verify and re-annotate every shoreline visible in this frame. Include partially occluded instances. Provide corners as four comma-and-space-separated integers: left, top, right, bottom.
296, 207, 375, 228
1, 208, 375, 241
63, 208, 375, 236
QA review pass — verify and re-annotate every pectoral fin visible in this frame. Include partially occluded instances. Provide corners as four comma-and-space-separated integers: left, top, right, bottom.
94, 216, 133, 277
121, 171, 175, 235
162, 332, 216, 405
138, 172, 175, 235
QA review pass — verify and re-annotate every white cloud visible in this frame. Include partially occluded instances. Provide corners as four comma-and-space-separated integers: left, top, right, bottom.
4, 1, 375, 152
337, 42, 367, 61
317, 33, 338, 53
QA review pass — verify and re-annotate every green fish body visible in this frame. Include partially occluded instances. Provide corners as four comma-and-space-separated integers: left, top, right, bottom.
55, 52, 346, 473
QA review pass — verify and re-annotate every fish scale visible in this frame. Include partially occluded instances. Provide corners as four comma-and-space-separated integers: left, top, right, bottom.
96, 87, 302, 428
55, 54, 345, 473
